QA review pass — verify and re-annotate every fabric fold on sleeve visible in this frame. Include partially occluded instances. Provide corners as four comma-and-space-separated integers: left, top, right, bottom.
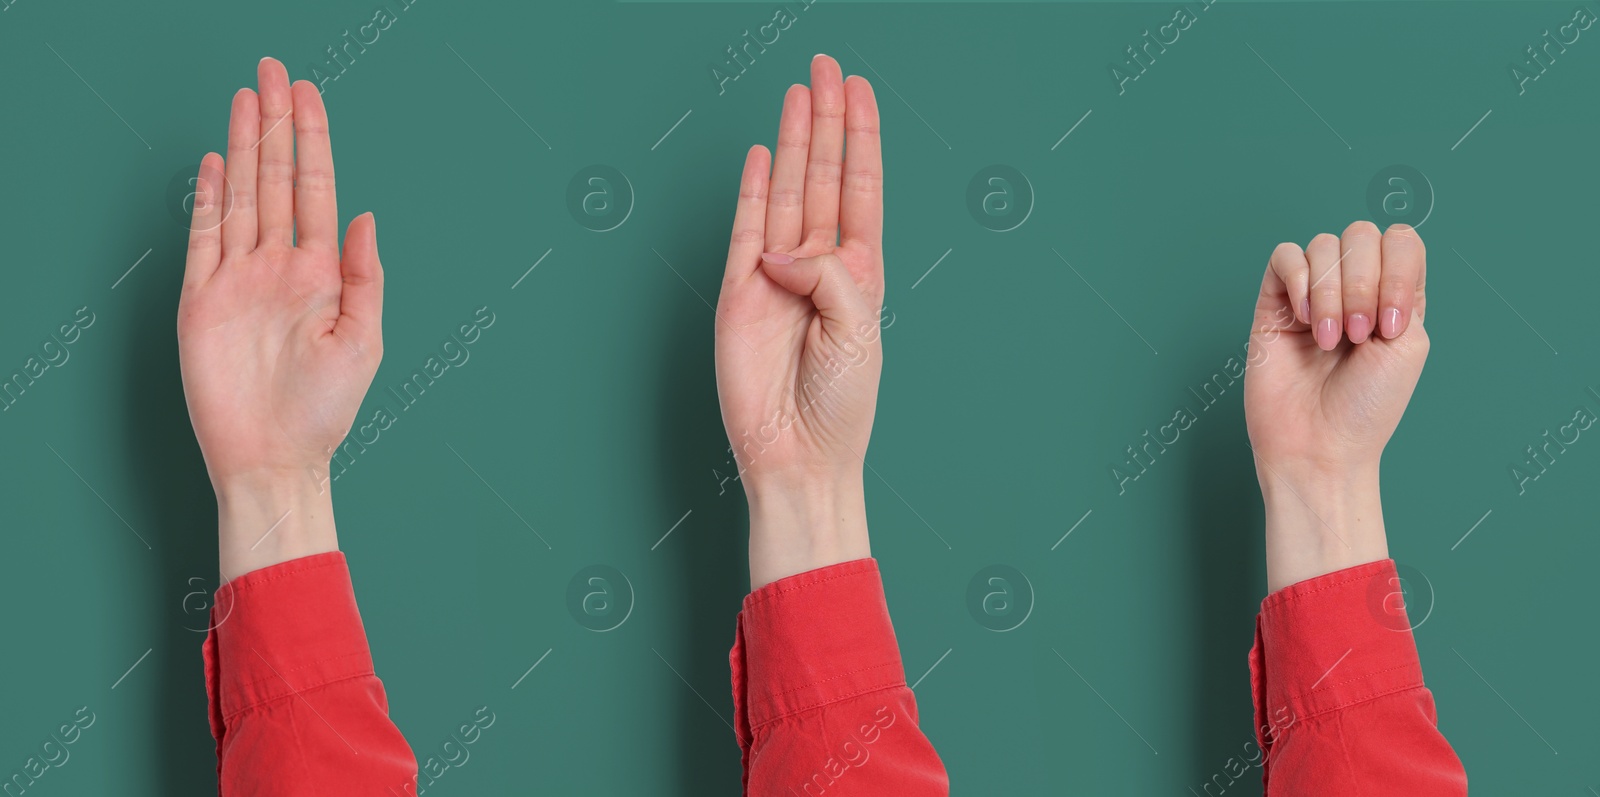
1249, 558, 1467, 796
731, 558, 948, 796
1252, 558, 1426, 729
202, 551, 417, 796
734, 558, 909, 733
205, 552, 377, 722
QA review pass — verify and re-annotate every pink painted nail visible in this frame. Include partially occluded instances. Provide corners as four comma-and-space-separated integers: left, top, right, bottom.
1380, 307, 1402, 339
1315, 317, 1340, 351
1299, 298, 1311, 325
760, 252, 795, 265
1347, 313, 1373, 344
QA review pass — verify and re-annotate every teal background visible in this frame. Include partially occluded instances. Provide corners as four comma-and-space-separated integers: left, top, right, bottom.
2, 0, 1597, 794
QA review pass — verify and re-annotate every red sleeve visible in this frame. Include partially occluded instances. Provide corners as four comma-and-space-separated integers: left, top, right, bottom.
729, 558, 949, 796
203, 552, 417, 796
1249, 559, 1467, 796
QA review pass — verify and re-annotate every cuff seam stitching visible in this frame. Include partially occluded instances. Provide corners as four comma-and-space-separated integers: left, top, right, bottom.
1309, 662, 1420, 695
749, 660, 903, 703
223, 557, 345, 593
221, 670, 377, 721
744, 567, 876, 610
1279, 681, 1430, 725
1262, 565, 1386, 609
221, 650, 374, 697
749, 681, 908, 732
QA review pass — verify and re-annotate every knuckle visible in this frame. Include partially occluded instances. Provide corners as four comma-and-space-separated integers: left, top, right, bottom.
1343, 220, 1381, 241
1312, 284, 1342, 300
813, 97, 846, 119
187, 231, 220, 252
257, 160, 295, 184
842, 168, 882, 191
1341, 276, 1374, 297
802, 230, 836, 250
296, 169, 337, 191
806, 159, 842, 187
768, 186, 803, 209
776, 133, 809, 152
845, 118, 880, 136
1380, 277, 1413, 298
1308, 232, 1340, 251
1383, 223, 1425, 251
261, 111, 292, 134
730, 227, 764, 245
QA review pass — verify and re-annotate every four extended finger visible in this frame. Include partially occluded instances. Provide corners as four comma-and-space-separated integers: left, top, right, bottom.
839, 75, 884, 296
255, 58, 296, 249
291, 80, 339, 252
723, 145, 772, 286
800, 55, 845, 250
184, 153, 227, 287
764, 84, 811, 253
222, 88, 259, 255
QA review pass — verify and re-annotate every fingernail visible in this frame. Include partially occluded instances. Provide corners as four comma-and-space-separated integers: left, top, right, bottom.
1315, 317, 1340, 351
1380, 307, 1401, 339
1299, 299, 1310, 325
1347, 313, 1372, 344
760, 252, 795, 265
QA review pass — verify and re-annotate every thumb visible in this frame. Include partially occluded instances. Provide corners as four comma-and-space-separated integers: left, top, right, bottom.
334, 212, 384, 349
758, 252, 873, 336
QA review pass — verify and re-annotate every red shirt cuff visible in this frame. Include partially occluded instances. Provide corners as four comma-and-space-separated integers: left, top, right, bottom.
1250, 559, 1427, 738
203, 552, 377, 725
731, 559, 907, 737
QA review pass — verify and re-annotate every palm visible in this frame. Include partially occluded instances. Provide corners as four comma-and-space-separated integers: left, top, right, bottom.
717, 239, 882, 468
180, 245, 371, 478
177, 60, 382, 489
715, 56, 885, 484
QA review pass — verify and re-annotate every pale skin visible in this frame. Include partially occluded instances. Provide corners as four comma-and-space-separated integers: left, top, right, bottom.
715, 55, 885, 590
1244, 221, 1429, 592
179, 58, 384, 581
176, 58, 1402, 599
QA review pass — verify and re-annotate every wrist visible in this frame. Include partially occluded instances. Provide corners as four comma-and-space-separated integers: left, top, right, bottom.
1258, 462, 1388, 593
212, 462, 328, 500
215, 467, 339, 581
745, 472, 871, 591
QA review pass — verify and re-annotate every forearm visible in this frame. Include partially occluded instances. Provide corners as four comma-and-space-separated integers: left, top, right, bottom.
215, 468, 339, 580
1258, 462, 1388, 592
745, 472, 871, 590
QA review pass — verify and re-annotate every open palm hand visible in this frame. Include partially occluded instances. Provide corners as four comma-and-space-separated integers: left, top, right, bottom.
714, 55, 885, 492
178, 59, 383, 491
